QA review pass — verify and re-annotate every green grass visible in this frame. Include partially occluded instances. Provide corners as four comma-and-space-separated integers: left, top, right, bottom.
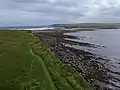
0, 30, 92, 90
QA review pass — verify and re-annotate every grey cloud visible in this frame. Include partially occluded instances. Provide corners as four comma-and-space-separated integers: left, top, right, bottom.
0, 0, 120, 26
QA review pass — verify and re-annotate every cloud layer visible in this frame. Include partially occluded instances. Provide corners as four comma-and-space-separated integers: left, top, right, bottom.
0, 0, 120, 26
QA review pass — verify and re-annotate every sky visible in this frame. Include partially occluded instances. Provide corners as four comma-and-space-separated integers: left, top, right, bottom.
0, 0, 120, 26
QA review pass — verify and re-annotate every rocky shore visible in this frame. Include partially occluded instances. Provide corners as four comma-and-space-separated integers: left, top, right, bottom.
33, 30, 115, 90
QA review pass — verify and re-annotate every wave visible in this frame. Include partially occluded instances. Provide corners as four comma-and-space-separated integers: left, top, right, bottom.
10, 27, 55, 30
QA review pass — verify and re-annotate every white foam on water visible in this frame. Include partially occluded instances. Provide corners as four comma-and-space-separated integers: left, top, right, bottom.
10, 27, 54, 30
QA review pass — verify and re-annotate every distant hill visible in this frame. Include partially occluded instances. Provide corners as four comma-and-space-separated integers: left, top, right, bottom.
51, 23, 120, 29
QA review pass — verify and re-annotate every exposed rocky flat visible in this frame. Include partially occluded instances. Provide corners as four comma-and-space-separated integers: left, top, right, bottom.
33, 29, 117, 90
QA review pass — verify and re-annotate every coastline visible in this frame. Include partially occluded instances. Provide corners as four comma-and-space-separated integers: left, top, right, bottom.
33, 29, 109, 90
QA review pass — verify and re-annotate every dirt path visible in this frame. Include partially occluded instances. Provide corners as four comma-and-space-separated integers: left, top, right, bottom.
28, 43, 57, 90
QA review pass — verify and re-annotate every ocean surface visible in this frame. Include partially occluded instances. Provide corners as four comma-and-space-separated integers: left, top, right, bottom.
0, 26, 54, 30
64, 29, 120, 89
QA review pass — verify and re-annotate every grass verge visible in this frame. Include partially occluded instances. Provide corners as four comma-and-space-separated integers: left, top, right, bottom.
0, 30, 92, 90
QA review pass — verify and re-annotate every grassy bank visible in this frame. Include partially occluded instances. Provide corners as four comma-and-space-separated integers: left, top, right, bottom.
0, 31, 92, 90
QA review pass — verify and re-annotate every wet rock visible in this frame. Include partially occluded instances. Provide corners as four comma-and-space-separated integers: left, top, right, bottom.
33, 30, 119, 90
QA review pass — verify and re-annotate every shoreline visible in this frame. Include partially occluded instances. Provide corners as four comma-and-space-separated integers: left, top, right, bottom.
33, 29, 113, 90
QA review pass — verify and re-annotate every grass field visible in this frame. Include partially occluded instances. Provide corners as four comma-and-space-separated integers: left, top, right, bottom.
0, 31, 91, 90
